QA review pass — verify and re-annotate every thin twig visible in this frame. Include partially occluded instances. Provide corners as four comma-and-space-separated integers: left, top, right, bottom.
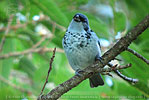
31, 35, 52, 49
103, 63, 131, 72
0, 15, 14, 52
39, 48, 56, 95
0, 47, 63, 59
107, 63, 138, 83
0, 75, 31, 93
126, 48, 149, 64
114, 70, 138, 83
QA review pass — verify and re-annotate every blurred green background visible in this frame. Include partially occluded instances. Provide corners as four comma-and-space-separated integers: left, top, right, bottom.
0, 0, 149, 100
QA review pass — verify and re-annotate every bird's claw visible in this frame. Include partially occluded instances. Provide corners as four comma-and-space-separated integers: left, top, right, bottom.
95, 56, 104, 64
75, 69, 84, 76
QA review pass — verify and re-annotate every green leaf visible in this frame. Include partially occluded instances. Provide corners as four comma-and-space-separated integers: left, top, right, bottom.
114, 12, 126, 33
0, 1, 9, 22
19, 57, 36, 78
139, 40, 149, 53
114, 80, 142, 98
21, 0, 41, 20
0, 38, 14, 87
0, 87, 22, 100
15, 28, 40, 47
90, 19, 109, 38
0, 39, 14, 78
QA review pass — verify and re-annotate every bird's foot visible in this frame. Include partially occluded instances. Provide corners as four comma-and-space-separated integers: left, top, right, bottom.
95, 56, 104, 64
75, 69, 84, 76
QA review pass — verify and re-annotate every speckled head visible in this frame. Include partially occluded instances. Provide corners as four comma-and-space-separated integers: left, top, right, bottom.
73, 13, 89, 25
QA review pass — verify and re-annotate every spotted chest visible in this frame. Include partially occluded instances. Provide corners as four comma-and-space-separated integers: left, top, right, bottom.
63, 31, 93, 51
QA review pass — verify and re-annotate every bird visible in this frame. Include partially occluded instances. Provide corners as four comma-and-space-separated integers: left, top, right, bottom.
62, 13, 104, 88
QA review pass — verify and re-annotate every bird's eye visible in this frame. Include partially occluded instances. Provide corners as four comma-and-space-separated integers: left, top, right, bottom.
80, 17, 86, 22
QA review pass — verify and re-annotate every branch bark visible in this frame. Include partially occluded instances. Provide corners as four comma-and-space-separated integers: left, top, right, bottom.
39, 15, 149, 100
40, 48, 56, 95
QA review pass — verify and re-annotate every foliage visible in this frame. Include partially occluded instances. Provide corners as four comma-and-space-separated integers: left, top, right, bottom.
0, 0, 148, 100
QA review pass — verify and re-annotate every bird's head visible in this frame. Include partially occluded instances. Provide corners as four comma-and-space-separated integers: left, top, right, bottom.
68, 13, 90, 32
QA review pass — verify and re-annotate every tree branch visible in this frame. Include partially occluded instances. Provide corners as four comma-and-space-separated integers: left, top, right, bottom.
31, 35, 51, 49
0, 47, 63, 59
39, 15, 149, 100
126, 48, 149, 64
101, 63, 131, 72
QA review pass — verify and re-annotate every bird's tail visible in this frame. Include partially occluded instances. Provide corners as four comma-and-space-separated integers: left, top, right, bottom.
89, 73, 104, 88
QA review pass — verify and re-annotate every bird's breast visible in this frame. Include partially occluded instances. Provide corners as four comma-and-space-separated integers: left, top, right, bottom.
63, 31, 93, 51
